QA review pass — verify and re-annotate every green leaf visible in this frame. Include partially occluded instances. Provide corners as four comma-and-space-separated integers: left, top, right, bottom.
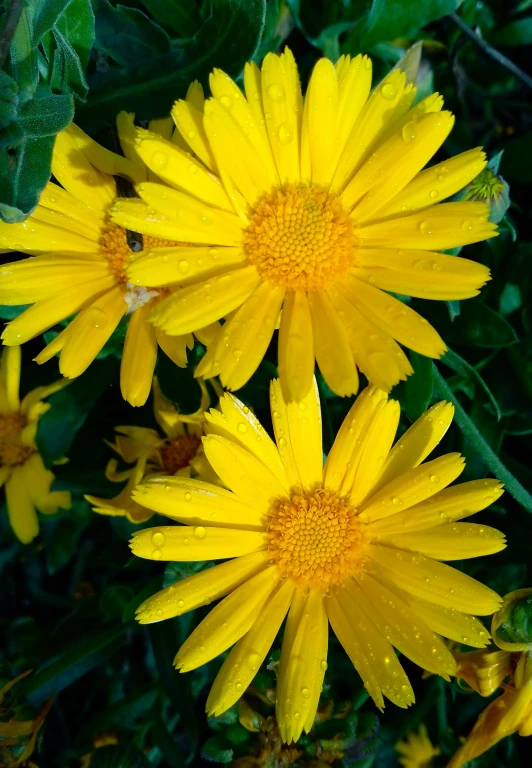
151, 717, 188, 768
156, 349, 204, 415
10, 5, 39, 101
428, 299, 519, 348
90, 746, 151, 768
94, 0, 172, 68
81, 0, 267, 123
440, 347, 502, 421
501, 134, 532, 183
54, 0, 94, 69
139, 0, 202, 37
36, 357, 119, 467
122, 576, 163, 622
48, 27, 90, 99
201, 734, 233, 763
78, 685, 160, 741
163, 560, 208, 587
0, 71, 18, 130
352, 0, 461, 50
403, 351, 433, 421
20, 624, 127, 705
18, 90, 74, 136
433, 365, 532, 513
30, 0, 73, 44
0, 304, 30, 320
100, 585, 136, 620
0, 133, 55, 222
491, 18, 532, 47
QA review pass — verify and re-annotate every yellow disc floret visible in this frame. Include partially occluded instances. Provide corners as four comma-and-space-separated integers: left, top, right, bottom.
0, 413, 34, 467
243, 184, 355, 291
266, 488, 366, 589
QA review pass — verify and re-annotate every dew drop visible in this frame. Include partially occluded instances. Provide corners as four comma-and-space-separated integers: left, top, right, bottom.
294, 712, 301, 720
301, 687, 310, 698
401, 121, 416, 143
184, 492, 192, 502
278, 123, 292, 144
194, 526, 207, 539
430, 189, 439, 199
381, 83, 396, 100
178, 260, 190, 274
461, 219, 473, 231
267, 83, 284, 101
152, 532, 165, 547
151, 150, 168, 169
237, 422, 248, 434
235, 681, 243, 692
430, 474, 439, 482
151, 549, 162, 560
177, 599, 185, 608
320, 660, 328, 671
220, 95, 232, 109
419, 221, 432, 235
156, 609, 163, 616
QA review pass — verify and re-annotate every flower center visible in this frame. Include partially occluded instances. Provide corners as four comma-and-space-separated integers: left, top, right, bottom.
99, 220, 183, 285
157, 435, 202, 475
266, 488, 367, 589
0, 413, 34, 467
243, 184, 355, 291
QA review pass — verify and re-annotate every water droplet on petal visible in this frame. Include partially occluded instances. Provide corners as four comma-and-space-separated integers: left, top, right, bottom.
151, 549, 162, 560
381, 83, 396, 100
220, 95, 232, 109
237, 422, 248, 434
178, 260, 190, 274
152, 532, 165, 547
194, 526, 206, 539
278, 123, 292, 144
401, 121, 416, 143
151, 150, 168, 170
267, 83, 284, 101
419, 221, 432, 235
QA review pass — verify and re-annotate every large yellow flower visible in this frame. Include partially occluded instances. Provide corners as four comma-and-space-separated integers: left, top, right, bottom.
0, 346, 70, 543
112, 49, 496, 401
129, 378, 504, 743
0, 99, 217, 406
86, 378, 217, 522
396, 724, 440, 768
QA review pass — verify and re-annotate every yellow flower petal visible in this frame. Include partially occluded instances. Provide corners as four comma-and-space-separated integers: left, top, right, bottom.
174, 565, 278, 671
120, 304, 157, 407
0, 217, 99, 257
380, 148, 487, 217
133, 476, 266, 530
326, 589, 414, 710
155, 328, 191, 367
0, 256, 109, 305
134, 131, 233, 211
369, 479, 504, 536
404, 592, 491, 648
203, 433, 288, 509
373, 401, 454, 494
325, 284, 413, 391
324, 385, 387, 492
269, 378, 323, 489
171, 99, 217, 172
277, 590, 328, 742
306, 58, 338, 184
361, 452, 465, 523
127, 246, 246, 288
355, 248, 491, 300
345, 276, 447, 358
261, 48, 302, 183
357, 201, 498, 250
349, 574, 457, 677
344, 111, 455, 218
387, 523, 506, 560
308, 289, 359, 397
130, 523, 265, 562
136, 182, 244, 245
212, 281, 284, 391
52, 128, 115, 214
2, 345, 20, 411
205, 392, 288, 486
347, 398, 400, 507
67, 123, 144, 184
39, 181, 105, 236
206, 580, 295, 716
278, 291, 315, 403
149, 267, 261, 334
330, 54, 372, 179
116, 112, 148, 174
135, 551, 269, 623
367, 544, 502, 615
5, 466, 39, 544
58, 286, 127, 378
21, 453, 70, 515
35, 325, 69, 364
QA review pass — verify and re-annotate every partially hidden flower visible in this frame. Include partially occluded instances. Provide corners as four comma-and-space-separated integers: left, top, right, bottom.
85, 378, 217, 523
462, 155, 510, 224
448, 588, 532, 767
0, 94, 218, 407
111, 48, 496, 402
129, 378, 504, 742
0, 346, 70, 543
396, 724, 440, 768
0, 668, 53, 767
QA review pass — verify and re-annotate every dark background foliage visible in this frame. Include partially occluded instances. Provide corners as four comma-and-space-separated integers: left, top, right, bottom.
1, 0, 532, 765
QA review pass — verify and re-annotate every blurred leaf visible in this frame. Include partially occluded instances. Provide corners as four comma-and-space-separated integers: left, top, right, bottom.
122, 576, 163, 622
36, 357, 119, 467
44, 515, 88, 573
78, 685, 159, 741
441, 347, 502, 420
500, 283, 522, 316
20, 624, 127, 705
501, 134, 532, 183
0, 303, 30, 319
428, 299, 518, 348
90, 745, 151, 768
81, 0, 267, 123
139, 0, 202, 37
201, 734, 233, 763
491, 18, 532, 46
403, 350, 433, 421
434, 365, 532, 513
151, 717, 187, 768
100, 585, 135, 619
157, 349, 204, 415
94, 0, 171, 68
163, 560, 208, 587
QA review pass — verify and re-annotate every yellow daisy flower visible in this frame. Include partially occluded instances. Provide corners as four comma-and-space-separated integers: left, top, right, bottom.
112, 49, 496, 401
396, 724, 440, 768
86, 378, 217, 523
0, 346, 70, 543
129, 377, 504, 743
0, 102, 217, 407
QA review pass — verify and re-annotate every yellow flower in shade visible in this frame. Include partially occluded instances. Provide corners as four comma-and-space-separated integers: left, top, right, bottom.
396, 725, 440, 768
111, 49, 496, 402
448, 588, 532, 767
129, 378, 505, 743
0, 346, 70, 543
85, 379, 217, 523
0, 102, 218, 407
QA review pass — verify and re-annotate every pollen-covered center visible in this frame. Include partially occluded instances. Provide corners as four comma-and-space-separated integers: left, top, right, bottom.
0, 412, 35, 467
99, 220, 183, 284
266, 488, 366, 589
157, 435, 202, 475
243, 184, 355, 291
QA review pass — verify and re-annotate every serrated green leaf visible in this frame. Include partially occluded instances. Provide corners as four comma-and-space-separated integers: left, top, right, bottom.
94, 0, 171, 68
81, 0, 267, 123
